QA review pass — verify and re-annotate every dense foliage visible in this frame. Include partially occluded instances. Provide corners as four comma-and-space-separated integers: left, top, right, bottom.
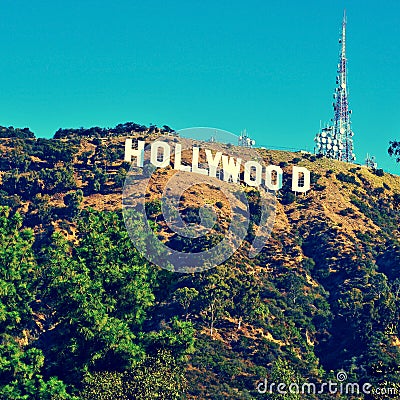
0, 207, 193, 399
0, 130, 399, 399
0, 126, 35, 139
53, 122, 175, 139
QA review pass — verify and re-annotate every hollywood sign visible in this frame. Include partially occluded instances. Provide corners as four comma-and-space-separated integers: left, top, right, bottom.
124, 139, 311, 192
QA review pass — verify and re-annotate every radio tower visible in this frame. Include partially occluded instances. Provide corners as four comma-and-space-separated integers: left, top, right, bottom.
314, 10, 356, 162
238, 129, 256, 148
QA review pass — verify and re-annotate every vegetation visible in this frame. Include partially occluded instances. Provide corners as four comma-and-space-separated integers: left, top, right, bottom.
336, 171, 359, 185
0, 126, 35, 138
53, 122, 175, 139
388, 140, 400, 163
0, 127, 399, 399
374, 168, 385, 177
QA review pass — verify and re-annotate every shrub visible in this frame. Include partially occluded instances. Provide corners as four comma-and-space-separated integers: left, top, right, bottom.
64, 189, 83, 218
302, 257, 316, 271
336, 172, 359, 185
115, 167, 127, 187
183, 206, 201, 224
393, 193, 400, 208
339, 207, 354, 216
281, 191, 296, 205
291, 157, 301, 164
145, 199, 162, 217
0, 125, 35, 138
373, 187, 385, 196
314, 184, 326, 191
310, 172, 321, 184
326, 169, 334, 177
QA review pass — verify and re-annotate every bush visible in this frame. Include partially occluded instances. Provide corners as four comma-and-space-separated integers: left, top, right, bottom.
246, 189, 262, 224
215, 201, 223, 209
326, 169, 334, 177
115, 167, 127, 187
145, 199, 162, 217
373, 187, 385, 196
64, 189, 83, 218
314, 184, 326, 191
0, 125, 35, 138
302, 257, 316, 271
310, 172, 321, 184
0, 190, 21, 209
339, 207, 354, 216
184, 209, 200, 224
393, 193, 400, 208
281, 191, 296, 205
291, 157, 301, 164
336, 172, 359, 185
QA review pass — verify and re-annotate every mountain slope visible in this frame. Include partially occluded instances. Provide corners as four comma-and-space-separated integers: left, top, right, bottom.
0, 128, 399, 399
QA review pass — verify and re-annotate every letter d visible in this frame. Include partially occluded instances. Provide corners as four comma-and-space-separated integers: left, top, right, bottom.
257, 378, 268, 394
292, 166, 311, 192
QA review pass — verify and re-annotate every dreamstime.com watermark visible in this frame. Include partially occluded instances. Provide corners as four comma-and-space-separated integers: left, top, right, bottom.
256, 371, 399, 396
122, 127, 312, 273
122, 127, 295, 273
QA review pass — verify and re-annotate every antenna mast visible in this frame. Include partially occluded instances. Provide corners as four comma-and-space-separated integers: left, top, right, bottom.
314, 10, 356, 162
238, 129, 256, 147
333, 9, 355, 162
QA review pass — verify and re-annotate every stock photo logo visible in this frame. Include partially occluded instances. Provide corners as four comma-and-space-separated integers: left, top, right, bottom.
257, 370, 378, 396
122, 128, 310, 273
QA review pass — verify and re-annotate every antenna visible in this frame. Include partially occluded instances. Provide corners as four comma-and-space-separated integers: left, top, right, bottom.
238, 129, 256, 148
365, 153, 378, 169
314, 10, 356, 162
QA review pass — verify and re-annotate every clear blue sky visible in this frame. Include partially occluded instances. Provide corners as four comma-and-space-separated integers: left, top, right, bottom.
1, 0, 399, 172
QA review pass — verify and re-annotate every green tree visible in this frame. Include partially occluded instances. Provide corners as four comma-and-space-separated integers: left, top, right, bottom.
38, 210, 157, 385
29, 193, 52, 225
173, 287, 199, 321
0, 207, 73, 399
0, 208, 36, 335
80, 349, 187, 400
9, 146, 31, 172
388, 140, 400, 163
84, 166, 107, 194
64, 189, 83, 218
199, 267, 232, 337
39, 166, 76, 194
114, 167, 127, 188
268, 358, 301, 400
78, 150, 94, 165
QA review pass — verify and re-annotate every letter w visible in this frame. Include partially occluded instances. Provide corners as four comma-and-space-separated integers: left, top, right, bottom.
222, 155, 241, 183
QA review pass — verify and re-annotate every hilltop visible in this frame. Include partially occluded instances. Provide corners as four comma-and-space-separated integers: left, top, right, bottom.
0, 125, 400, 399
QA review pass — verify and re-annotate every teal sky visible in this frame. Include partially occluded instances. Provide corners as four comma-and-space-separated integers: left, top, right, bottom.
1, 0, 399, 172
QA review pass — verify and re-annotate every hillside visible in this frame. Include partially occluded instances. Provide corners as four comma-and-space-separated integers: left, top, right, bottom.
0, 126, 400, 399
